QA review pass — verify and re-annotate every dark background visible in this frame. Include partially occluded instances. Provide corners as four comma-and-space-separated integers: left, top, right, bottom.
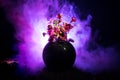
0, 0, 119, 80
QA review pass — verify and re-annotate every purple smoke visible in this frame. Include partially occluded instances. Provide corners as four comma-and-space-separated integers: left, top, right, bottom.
0, 0, 118, 74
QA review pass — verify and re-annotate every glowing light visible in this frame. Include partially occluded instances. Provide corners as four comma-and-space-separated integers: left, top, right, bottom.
13, 0, 92, 71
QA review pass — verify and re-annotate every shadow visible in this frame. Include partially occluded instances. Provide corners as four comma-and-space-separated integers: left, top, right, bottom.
0, 62, 119, 80
0, 7, 17, 60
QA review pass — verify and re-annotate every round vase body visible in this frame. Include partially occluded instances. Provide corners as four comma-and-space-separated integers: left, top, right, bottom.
43, 41, 76, 72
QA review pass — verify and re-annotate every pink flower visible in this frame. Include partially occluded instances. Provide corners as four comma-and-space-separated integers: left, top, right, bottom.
71, 17, 76, 22
56, 13, 62, 19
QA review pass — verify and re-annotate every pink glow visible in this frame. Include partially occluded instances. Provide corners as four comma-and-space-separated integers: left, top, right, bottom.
12, 0, 92, 71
